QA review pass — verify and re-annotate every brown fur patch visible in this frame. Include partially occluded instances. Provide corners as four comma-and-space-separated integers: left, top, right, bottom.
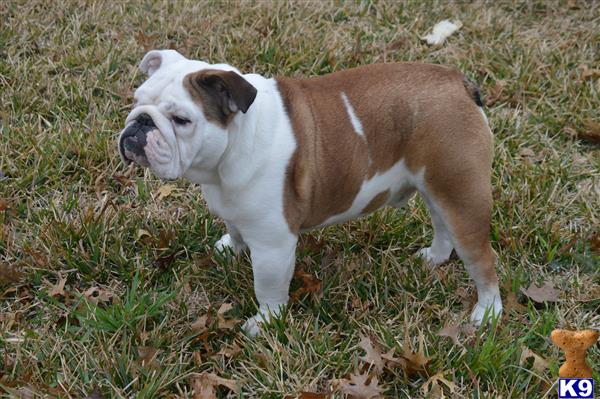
278, 63, 489, 232
362, 189, 391, 214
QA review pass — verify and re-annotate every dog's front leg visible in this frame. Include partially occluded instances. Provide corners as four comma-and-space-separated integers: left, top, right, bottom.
242, 234, 297, 336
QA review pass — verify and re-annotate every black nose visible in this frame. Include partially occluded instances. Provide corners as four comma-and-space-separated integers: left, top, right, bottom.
136, 113, 156, 128
119, 113, 156, 163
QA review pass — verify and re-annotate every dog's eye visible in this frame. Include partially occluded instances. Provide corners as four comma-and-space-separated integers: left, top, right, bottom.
172, 116, 191, 125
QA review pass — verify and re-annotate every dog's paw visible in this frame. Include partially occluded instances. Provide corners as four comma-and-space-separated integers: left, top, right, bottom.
214, 234, 235, 254
417, 247, 450, 267
241, 305, 285, 337
470, 298, 503, 325
242, 314, 264, 337
214, 233, 247, 255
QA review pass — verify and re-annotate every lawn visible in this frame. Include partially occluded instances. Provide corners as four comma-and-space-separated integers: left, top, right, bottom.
0, 1, 599, 398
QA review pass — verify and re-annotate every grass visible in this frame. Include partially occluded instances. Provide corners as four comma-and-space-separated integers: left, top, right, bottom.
0, 0, 599, 397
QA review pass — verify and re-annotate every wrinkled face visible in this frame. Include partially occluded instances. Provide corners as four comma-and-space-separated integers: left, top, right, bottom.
118, 50, 257, 180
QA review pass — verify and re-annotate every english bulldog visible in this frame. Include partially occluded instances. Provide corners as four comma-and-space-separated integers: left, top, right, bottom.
118, 49, 502, 335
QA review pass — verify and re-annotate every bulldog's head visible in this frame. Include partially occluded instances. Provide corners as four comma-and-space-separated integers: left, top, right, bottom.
118, 50, 257, 180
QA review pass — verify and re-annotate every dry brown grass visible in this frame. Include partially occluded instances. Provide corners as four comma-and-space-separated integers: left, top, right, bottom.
0, 1, 598, 398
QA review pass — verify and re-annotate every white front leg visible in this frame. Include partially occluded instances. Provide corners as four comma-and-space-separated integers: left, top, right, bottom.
242, 234, 297, 336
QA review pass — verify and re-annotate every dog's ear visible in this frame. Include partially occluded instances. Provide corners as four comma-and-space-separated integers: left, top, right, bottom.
185, 69, 257, 126
140, 49, 186, 77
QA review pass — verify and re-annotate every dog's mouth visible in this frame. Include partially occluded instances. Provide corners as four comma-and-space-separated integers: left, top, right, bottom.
119, 113, 155, 167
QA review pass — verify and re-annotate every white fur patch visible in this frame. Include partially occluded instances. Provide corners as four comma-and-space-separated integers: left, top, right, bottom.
319, 160, 420, 227
478, 107, 489, 125
341, 92, 365, 138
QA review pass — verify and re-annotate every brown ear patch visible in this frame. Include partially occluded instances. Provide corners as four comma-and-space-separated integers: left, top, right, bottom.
184, 69, 257, 127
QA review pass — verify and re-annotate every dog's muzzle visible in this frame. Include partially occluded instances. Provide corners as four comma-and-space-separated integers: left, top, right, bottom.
119, 113, 155, 167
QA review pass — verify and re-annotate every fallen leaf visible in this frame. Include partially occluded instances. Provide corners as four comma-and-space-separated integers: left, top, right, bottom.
158, 229, 176, 249
191, 314, 210, 334
216, 342, 242, 358
14, 386, 36, 399
519, 346, 549, 373
136, 229, 152, 240
83, 286, 114, 304
48, 274, 67, 297
589, 232, 600, 255
137, 346, 160, 370
437, 323, 461, 346
422, 372, 457, 398
518, 147, 536, 158
217, 302, 239, 330
570, 119, 600, 145
578, 64, 600, 80
0, 263, 24, 286
191, 372, 240, 399
505, 288, 527, 314
520, 281, 560, 303
83, 387, 105, 399
336, 371, 383, 399
485, 79, 508, 107
156, 184, 176, 201
381, 348, 408, 370
290, 269, 323, 301
153, 253, 176, 271
358, 335, 384, 373
217, 302, 234, 315
400, 331, 430, 376
0, 198, 7, 211
111, 172, 133, 187
298, 234, 327, 253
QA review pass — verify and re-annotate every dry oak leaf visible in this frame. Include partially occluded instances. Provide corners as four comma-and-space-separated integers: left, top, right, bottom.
422, 372, 457, 398
520, 281, 560, 303
502, 279, 527, 314
358, 335, 384, 373
155, 184, 176, 201
137, 346, 160, 370
519, 346, 549, 373
398, 331, 431, 376
0, 263, 24, 286
83, 286, 114, 304
518, 147, 536, 158
335, 371, 384, 399
216, 342, 242, 358
48, 274, 67, 297
191, 314, 210, 334
217, 302, 240, 330
578, 64, 600, 80
290, 269, 323, 301
380, 348, 408, 370
437, 321, 477, 346
485, 79, 508, 107
571, 119, 600, 145
191, 372, 240, 399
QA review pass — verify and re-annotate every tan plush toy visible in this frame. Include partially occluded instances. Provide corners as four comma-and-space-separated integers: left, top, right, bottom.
551, 329, 599, 378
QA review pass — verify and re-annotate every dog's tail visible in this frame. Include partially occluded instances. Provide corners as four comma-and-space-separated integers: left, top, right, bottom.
463, 77, 484, 108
